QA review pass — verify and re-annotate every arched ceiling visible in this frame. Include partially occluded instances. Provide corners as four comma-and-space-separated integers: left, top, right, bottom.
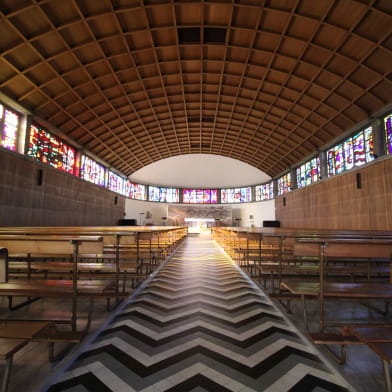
129, 154, 271, 188
0, 0, 391, 178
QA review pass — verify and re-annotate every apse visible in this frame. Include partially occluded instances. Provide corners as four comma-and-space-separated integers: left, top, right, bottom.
128, 154, 270, 188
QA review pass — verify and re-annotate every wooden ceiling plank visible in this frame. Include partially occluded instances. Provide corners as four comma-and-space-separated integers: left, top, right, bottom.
171, 0, 192, 151
70, 0, 160, 171
262, 0, 389, 175
8, 2, 142, 172
212, 2, 265, 157
142, 5, 182, 155
0, 0, 391, 177
259, 0, 379, 172
233, 0, 302, 170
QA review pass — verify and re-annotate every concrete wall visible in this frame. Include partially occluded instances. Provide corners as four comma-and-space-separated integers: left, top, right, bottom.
124, 199, 168, 226
125, 198, 275, 227
231, 199, 276, 227
0, 149, 125, 226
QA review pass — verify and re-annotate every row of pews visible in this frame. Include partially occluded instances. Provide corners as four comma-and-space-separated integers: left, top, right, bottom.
0, 225, 187, 392
212, 226, 392, 392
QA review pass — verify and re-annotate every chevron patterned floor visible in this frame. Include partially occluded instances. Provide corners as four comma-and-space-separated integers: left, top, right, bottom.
45, 232, 353, 392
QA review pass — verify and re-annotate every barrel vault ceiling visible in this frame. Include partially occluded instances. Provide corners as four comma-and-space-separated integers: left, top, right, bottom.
0, 0, 391, 177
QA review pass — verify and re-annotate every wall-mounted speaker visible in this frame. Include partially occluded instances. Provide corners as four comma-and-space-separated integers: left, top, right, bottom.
356, 173, 362, 189
118, 219, 137, 226
37, 169, 43, 186
263, 220, 280, 228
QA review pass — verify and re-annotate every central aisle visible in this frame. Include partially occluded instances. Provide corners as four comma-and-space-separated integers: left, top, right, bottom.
46, 232, 352, 392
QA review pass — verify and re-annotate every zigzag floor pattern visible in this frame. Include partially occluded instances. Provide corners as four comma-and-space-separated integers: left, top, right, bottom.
45, 233, 353, 392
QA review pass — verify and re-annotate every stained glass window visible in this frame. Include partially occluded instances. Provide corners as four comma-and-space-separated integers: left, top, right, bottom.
126, 181, 147, 200
296, 157, 320, 188
241, 187, 252, 202
364, 127, 373, 162
80, 155, 106, 186
385, 114, 392, 155
221, 187, 252, 203
166, 188, 179, 203
27, 124, 78, 175
327, 127, 374, 176
183, 189, 193, 203
220, 189, 228, 204
334, 144, 344, 174
108, 171, 125, 194
149, 186, 179, 203
149, 186, 160, 202
353, 132, 365, 165
343, 139, 354, 170
0, 104, 20, 151
210, 189, 218, 203
255, 182, 274, 201
350, 128, 373, 166
182, 189, 218, 204
277, 173, 291, 196
327, 144, 342, 176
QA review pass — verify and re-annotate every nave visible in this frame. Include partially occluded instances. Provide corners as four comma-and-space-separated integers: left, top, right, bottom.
43, 232, 351, 392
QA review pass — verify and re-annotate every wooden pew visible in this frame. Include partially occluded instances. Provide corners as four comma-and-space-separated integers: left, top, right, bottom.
1, 226, 188, 275
8, 261, 147, 291
1, 228, 141, 279
0, 248, 7, 283
259, 230, 391, 292
0, 320, 52, 392
0, 227, 187, 390
348, 325, 392, 388
310, 326, 392, 391
0, 338, 28, 392
281, 238, 392, 331
0, 235, 107, 331
0, 226, 187, 277
0, 320, 87, 392
0, 320, 86, 361
231, 228, 390, 289
0, 226, 187, 283
0, 227, 187, 324
213, 227, 392, 294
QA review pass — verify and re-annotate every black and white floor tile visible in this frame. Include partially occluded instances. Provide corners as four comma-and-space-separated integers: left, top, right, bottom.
45, 234, 353, 392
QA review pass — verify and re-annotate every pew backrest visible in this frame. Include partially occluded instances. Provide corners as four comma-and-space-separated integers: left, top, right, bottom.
0, 235, 104, 255
294, 238, 392, 259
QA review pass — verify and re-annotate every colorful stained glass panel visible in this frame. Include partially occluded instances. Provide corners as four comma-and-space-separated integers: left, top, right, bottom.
80, 155, 106, 186
221, 187, 252, 203
334, 144, 344, 174
327, 127, 374, 177
27, 124, 77, 175
182, 189, 217, 204
126, 181, 147, 200
343, 139, 354, 169
149, 186, 179, 203
108, 171, 125, 194
166, 188, 179, 203
385, 114, 392, 155
277, 173, 291, 196
296, 157, 320, 188
327, 150, 335, 176
1, 106, 20, 151
353, 132, 366, 166
255, 182, 274, 201
364, 127, 374, 162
